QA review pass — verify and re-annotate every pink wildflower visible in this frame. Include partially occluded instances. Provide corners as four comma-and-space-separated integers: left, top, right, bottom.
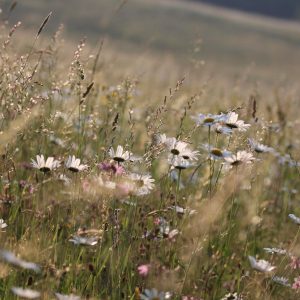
113, 164, 125, 175
98, 162, 125, 175
154, 217, 161, 226
292, 276, 300, 290
116, 181, 135, 197
19, 180, 27, 188
82, 180, 90, 192
137, 264, 150, 277
28, 185, 35, 194
290, 256, 300, 270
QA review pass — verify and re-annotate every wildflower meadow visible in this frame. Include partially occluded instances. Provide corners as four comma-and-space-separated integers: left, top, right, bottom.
1, 2, 300, 299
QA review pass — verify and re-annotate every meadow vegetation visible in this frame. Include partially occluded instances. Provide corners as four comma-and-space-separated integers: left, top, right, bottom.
1, 1, 300, 299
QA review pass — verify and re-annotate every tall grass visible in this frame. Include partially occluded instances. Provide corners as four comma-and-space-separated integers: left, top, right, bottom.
0, 7, 300, 300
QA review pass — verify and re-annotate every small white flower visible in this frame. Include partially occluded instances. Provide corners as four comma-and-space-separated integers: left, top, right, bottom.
168, 155, 193, 170
275, 153, 300, 168
263, 248, 287, 255
65, 155, 88, 172
69, 236, 98, 246
213, 123, 233, 135
165, 137, 189, 155
128, 155, 143, 162
180, 147, 199, 161
156, 217, 170, 238
158, 135, 198, 160
248, 255, 276, 272
55, 292, 81, 300
289, 214, 300, 224
58, 174, 72, 185
167, 138, 199, 160
31, 155, 60, 173
282, 187, 298, 194
272, 276, 290, 287
108, 145, 131, 162
156, 133, 168, 144
192, 113, 223, 127
248, 139, 274, 153
168, 229, 179, 239
128, 173, 155, 196
0, 219, 7, 229
274, 152, 289, 165
11, 287, 41, 299
220, 292, 243, 300
0, 249, 41, 272
140, 288, 168, 300
49, 135, 65, 148
221, 112, 251, 132
168, 206, 196, 215
224, 151, 255, 167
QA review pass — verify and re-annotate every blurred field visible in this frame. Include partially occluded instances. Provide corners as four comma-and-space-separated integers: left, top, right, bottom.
8, 0, 300, 84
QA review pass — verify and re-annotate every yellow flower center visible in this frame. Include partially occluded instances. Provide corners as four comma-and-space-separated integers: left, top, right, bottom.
211, 148, 223, 157
204, 117, 215, 123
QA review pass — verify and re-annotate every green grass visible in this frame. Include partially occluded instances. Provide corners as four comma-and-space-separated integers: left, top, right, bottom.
1, 1, 300, 299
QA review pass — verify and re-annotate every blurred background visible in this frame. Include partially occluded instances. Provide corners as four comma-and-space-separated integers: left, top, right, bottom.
3, 0, 300, 89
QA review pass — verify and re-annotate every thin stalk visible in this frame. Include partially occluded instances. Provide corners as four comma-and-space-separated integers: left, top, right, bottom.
208, 125, 212, 198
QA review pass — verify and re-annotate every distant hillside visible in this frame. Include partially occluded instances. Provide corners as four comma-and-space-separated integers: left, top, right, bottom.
6, 0, 300, 83
189, 0, 300, 20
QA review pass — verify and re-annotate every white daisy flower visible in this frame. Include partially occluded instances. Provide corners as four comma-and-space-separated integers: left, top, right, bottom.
157, 218, 171, 238
65, 155, 88, 172
272, 276, 290, 287
248, 139, 274, 153
192, 113, 223, 127
220, 292, 243, 300
140, 288, 168, 300
220, 112, 250, 132
274, 153, 290, 165
168, 205, 196, 216
49, 135, 65, 148
275, 153, 300, 168
128, 155, 143, 162
248, 255, 276, 272
0, 249, 41, 273
213, 123, 233, 135
11, 287, 41, 299
69, 236, 98, 246
55, 292, 81, 300
108, 145, 131, 163
0, 219, 7, 229
58, 174, 72, 185
180, 147, 199, 161
155, 133, 167, 144
31, 155, 60, 173
281, 187, 298, 194
157, 135, 198, 160
202, 144, 232, 160
165, 137, 189, 156
128, 173, 155, 196
168, 155, 193, 170
224, 151, 255, 167
289, 214, 300, 224
168, 229, 179, 239
263, 248, 287, 255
